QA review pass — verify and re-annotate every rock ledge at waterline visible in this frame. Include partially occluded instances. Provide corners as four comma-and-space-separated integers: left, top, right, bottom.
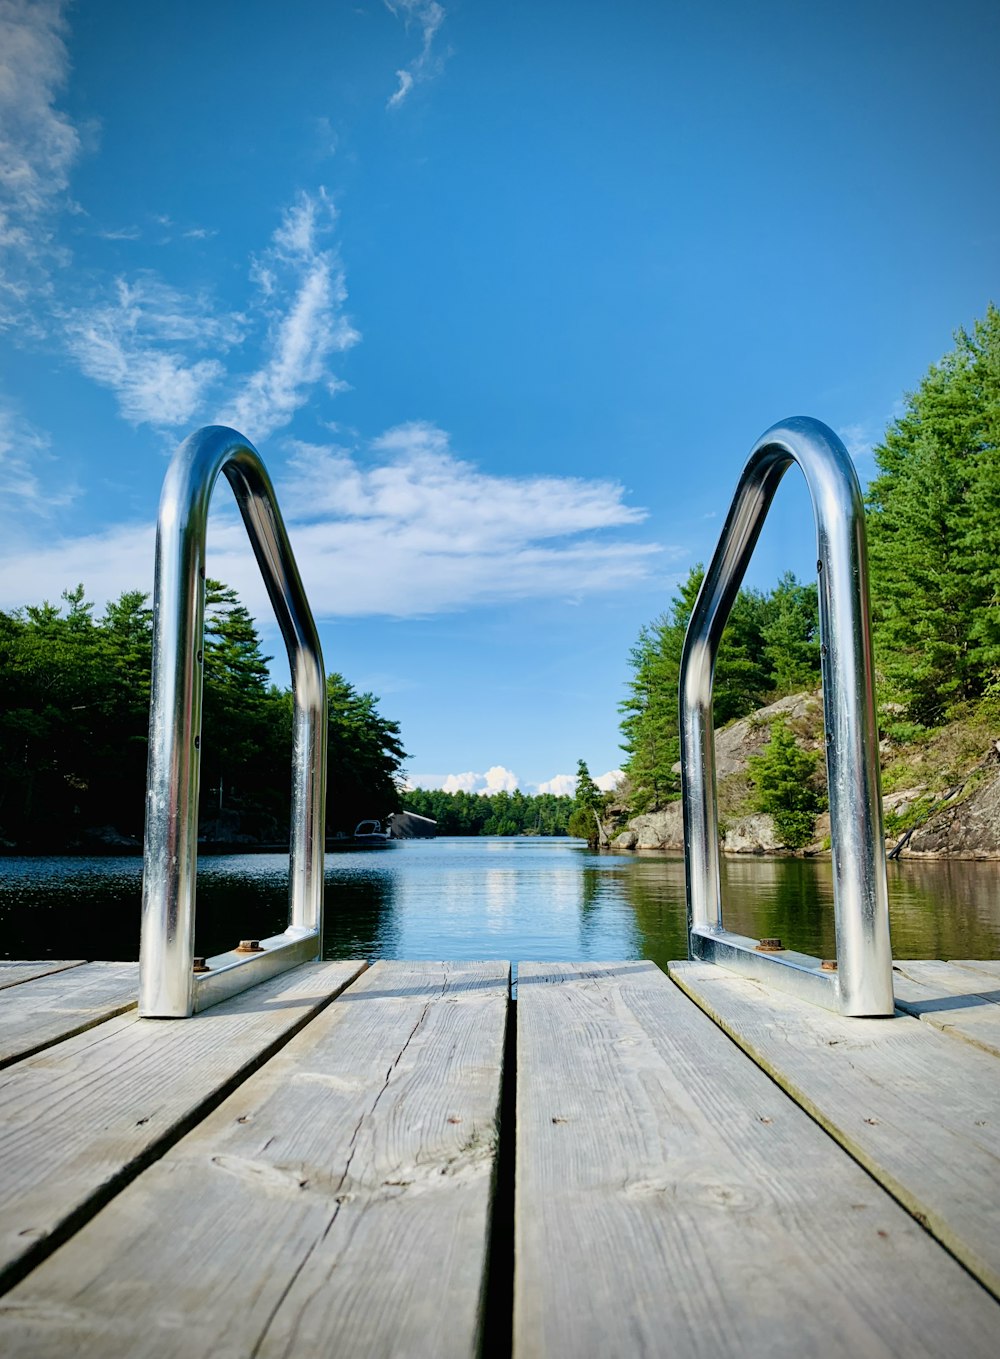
611, 691, 1000, 860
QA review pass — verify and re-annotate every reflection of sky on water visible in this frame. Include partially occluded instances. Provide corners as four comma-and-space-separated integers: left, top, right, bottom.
1, 841, 999, 965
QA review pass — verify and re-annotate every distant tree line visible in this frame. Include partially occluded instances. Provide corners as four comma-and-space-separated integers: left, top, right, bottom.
402, 786, 574, 836
0, 580, 406, 850
619, 302, 1000, 838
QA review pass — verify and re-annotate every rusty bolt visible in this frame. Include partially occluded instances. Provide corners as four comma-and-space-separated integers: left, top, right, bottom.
192, 957, 210, 973
236, 939, 263, 953
820, 959, 838, 971
755, 938, 784, 952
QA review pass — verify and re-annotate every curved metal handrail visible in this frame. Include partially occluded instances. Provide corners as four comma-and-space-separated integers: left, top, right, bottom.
139, 426, 327, 1017
680, 416, 893, 1016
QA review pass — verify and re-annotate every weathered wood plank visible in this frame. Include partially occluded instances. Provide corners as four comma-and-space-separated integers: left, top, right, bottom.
0, 959, 366, 1293
0, 961, 509, 1359
516, 961, 1000, 1359
670, 960, 1000, 1303
952, 959, 1000, 981
0, 962, 139, 1068
892, 959, 1000, 1058
0, 961, 86, 991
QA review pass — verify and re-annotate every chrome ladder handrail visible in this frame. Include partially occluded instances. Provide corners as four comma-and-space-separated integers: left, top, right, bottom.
680, 416, 894, 1015
139, 426, 327, 1017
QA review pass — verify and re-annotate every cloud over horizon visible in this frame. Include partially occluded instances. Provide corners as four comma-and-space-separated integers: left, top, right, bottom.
408, 767, 624, 797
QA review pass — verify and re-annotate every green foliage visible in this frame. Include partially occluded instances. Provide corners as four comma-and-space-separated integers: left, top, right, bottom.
747, 718, 825, 849
620, 566, 820, 811
866, 303, 1000, 724
568, 758, 603, 845
401, 787, 574, 836
618, 569, 702, 813
326, 674, 407, 832
0, 582, 407, 848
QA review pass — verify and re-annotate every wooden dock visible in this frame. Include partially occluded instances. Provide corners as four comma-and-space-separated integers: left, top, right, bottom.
1, 956, 999, 1356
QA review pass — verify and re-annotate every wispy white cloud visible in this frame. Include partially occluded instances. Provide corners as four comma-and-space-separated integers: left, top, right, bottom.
64, 276, 241, 427
63, 189, 354, 438
385, 1, 447, 109
0, 0, 81, 324
97, 225, 141, 242
216, 190, 359, 441
0, 420, 662, 618
263, 421, 659, 616
0, 400, 76, 519
839, 421, 876, 463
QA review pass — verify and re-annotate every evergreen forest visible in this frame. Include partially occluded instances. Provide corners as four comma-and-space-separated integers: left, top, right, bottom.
0, 580, 406, 850
619, 302, 1000, 830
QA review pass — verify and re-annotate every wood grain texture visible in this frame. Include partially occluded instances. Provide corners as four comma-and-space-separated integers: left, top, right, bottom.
0, 961, 509, 1359
892, 959, 1000, 1057
0, 962, 139, 1068
0, 959, 366, 1292
0, 962, 85, 991
516, 961, 1000, 1359
670, 960, 1000, 1302
952, 959, 1000, 980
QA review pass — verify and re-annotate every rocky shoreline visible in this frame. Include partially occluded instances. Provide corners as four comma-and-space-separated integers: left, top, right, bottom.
610, 691, 1000, 861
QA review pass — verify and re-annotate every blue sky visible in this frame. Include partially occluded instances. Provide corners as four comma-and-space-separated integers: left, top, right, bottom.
1, 0, 998, 796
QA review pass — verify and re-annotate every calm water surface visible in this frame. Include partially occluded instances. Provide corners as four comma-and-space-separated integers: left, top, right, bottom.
2, 838, 999, 968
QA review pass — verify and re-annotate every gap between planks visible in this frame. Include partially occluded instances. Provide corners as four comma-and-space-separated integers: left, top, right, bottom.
0, 960, 509, 1359
0, 959, 367, 1295
0, 962, 140, 1069
891, 959, 1000, 1059
515, 960, 1000, 1359
0, 962, 86, 992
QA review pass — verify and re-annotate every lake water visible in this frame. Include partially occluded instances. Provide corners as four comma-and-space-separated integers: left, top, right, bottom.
2, 837, 1000, 968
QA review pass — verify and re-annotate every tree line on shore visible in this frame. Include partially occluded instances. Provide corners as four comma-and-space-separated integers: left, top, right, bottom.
400, 787, 574, 836
616, 302, 1000, 847
0, 580, 406, 850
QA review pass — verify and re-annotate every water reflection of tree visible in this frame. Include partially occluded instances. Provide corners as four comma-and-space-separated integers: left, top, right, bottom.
196, 857, 399, 961
613, 855, 839, 968
618, 857, 689, 972
887, 860, 1000, 959
720, 858, 837, 958
321, 866, 399, 960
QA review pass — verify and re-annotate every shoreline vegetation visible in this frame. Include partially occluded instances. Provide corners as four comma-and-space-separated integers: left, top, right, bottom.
607, 304, 1000, 860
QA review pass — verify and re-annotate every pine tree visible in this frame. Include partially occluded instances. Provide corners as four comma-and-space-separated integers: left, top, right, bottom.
747, 718, 825, 849
326, 674, 407, 833
866, 303, 1000, 723
568, 759, 603, 846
